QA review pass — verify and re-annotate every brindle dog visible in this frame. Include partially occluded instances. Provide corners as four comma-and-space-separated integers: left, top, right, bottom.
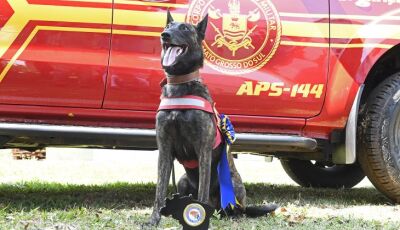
148, 11, 276, 226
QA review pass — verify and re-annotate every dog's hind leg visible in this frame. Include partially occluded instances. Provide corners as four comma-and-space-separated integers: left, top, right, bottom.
148, 142, 174, 226
178, 167, 221, 209
177, 173, 197, 197
226, 154, 278, 217
227, 152, 247, 207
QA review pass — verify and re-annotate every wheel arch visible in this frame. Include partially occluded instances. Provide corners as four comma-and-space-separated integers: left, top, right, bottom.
359, 43, 400, 105
305, 41, 400, 164
304, 42, 400, 139
334, 43, 400, 164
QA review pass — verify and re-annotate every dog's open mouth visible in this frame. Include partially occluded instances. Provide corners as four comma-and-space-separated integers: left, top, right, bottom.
162, 44, 187, 67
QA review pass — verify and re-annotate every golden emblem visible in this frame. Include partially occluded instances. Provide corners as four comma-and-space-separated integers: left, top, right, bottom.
187, 0, 281, 75
208, 0, 260, 56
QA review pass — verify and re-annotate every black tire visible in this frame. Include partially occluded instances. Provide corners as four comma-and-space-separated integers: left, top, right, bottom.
357, 73, 400, 203
281, 159, 365, 188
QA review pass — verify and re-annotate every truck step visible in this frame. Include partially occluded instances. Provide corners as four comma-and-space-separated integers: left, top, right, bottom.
0, 122, 317, 152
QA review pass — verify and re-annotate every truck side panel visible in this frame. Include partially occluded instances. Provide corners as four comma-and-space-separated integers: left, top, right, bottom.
0, 0, 112, 108
304, 0, 400, 139
103, 0, 330, 121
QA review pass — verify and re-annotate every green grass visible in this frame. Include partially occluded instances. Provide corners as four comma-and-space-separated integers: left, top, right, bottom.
0, 182, 398, 229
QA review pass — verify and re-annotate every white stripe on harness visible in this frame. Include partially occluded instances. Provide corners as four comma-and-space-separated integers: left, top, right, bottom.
160, 98, 206, 108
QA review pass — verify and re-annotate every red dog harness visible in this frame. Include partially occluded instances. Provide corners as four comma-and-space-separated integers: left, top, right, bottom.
158, 95, 222, 169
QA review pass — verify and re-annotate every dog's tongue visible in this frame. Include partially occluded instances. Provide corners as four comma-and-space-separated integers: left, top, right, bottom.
163, 46, 183, 66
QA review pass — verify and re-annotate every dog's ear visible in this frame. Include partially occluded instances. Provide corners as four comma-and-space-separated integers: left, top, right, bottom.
166, 9, 174, 26
196, 14, 208, 40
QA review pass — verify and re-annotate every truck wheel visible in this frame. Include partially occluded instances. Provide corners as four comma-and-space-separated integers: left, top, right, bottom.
357, 73, 400, 203
281, 159, 365, 188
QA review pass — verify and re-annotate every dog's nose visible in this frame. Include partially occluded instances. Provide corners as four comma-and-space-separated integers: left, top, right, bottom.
161, 32, 171, 41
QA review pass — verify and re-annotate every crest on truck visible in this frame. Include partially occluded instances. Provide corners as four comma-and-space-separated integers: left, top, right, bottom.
187, 0, 281, 75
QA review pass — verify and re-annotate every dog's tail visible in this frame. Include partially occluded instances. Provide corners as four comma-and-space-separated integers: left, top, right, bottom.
244, 204, 278, 218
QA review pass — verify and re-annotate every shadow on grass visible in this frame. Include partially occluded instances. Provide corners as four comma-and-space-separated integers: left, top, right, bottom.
0, 182, 390, 212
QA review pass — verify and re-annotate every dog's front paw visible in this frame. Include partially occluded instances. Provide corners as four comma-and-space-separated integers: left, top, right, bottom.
142, 212, 161, 229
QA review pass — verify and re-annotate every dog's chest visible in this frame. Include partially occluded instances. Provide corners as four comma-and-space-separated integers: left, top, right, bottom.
157, 109, 215, 159
157, 84, 216, 159
161, 110, 193, 125
157, 110, 213, 135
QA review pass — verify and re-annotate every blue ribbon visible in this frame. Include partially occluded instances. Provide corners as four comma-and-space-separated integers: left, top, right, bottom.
217, 114, 239, 210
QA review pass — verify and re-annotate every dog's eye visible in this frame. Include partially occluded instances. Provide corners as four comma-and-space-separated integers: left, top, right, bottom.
165, 24, 170, 29
180, 24, 189, 31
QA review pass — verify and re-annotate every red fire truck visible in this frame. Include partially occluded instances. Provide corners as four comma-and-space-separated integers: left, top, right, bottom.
0, 0, 399, 202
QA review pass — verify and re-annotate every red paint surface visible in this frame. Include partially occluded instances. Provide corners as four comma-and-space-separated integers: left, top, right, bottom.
304, 1, 400, 139
0, 0, 14, 29
0, 0, 398, 140
0, 29, 111, 108
27, 0, 112, 8
104, 1, 330, 120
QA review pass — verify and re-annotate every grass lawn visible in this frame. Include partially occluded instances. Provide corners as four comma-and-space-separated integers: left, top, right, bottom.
0, 149, 399, 229
0, 182, 399, 229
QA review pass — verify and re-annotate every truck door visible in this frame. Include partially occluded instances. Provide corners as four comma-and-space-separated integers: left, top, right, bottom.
104, 0, 329, 118
0, 0, 112, 108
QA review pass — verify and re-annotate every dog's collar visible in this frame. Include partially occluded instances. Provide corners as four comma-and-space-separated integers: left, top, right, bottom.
160, 71, 201, 87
